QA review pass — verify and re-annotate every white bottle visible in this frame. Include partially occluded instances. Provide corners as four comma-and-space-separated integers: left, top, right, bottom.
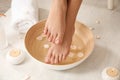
0, 21, 8, 49
108, 0, 114, 9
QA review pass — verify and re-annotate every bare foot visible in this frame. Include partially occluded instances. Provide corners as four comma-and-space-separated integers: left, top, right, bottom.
45, 23, 75, 64
44, 0, 67, 44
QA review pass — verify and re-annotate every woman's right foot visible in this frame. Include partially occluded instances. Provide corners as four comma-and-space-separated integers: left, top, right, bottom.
44, 0, 67, 44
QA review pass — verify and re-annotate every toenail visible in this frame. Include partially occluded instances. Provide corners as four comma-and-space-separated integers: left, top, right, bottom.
55, 39, 59, 44
45, 58, 50, 63
43, 30, 46, 33
43, 30, 45, 32
48, 38, 52, 42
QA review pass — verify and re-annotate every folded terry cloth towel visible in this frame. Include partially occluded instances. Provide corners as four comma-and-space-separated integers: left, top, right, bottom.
11, 0, 39, 33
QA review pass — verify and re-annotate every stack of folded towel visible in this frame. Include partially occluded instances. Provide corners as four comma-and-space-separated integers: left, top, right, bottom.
11, 0, 39, 34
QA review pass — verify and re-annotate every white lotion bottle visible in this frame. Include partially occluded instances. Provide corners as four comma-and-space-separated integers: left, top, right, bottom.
0, 16, 8, 49
108, 0, 114, 9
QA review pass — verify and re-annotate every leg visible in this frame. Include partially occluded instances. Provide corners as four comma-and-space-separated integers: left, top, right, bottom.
67, 0, 82, 25
45, 0, 83, 64
44, 0, 67, 44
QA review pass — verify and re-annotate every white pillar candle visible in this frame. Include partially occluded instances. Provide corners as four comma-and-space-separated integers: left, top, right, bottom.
108, 0, 114, 10
6, 49, 25, 64
102, 67, 120, 80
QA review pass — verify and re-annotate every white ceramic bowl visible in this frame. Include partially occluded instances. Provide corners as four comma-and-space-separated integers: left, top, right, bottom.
25, 20, 94, 70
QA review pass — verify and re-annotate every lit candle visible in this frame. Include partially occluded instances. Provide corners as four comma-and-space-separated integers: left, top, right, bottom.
102, 67, 120, 80
6, 49, 25, 64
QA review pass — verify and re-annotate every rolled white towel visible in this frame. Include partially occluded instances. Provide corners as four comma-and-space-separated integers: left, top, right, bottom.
11, 0, 39, 33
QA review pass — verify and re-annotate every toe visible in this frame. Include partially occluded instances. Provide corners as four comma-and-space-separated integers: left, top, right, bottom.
54, 54, 59, 64
62, 53, 68, 61
45, 48, 52, 63
55, 33, 64, 44
44, 26, 48, 35
47, 32, 51, 39
48, 34, 53, 42
44, 28, 48, 35
59, 54, 63, 62
50, 54, 55, 64
52, 34, 57, 43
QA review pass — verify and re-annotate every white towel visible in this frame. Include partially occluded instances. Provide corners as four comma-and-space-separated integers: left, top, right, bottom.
11, 0, 39, 33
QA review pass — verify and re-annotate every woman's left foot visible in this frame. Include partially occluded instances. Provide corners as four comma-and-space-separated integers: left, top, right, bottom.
45, 23, 75, 64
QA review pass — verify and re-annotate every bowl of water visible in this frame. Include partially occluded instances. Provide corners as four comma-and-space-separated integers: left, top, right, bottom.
25, 20, 94, 70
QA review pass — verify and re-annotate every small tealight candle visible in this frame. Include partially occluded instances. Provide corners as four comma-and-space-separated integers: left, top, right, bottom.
6, 49, 25, 64
9, 49, 21, 57
102, 67, 120, 80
